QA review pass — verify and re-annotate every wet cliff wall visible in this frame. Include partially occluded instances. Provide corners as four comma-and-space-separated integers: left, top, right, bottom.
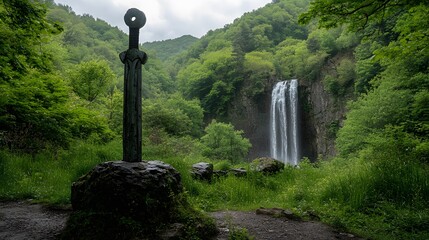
228, 53, 353, 161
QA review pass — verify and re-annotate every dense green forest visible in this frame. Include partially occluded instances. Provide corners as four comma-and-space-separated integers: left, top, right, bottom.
142, 35, 198, 62
1, 0, 428, 239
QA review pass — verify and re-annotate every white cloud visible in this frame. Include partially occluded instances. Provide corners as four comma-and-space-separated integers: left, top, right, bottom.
54, 0, 271, 42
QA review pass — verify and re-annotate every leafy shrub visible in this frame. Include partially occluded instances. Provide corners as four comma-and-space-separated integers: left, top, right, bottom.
323, 58, 356, 97
142, 95, 204, 138
229, 226, 254, 240
200, 120, 251, 163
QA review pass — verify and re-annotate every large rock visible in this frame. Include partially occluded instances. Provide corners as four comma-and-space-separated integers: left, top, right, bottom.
251, 157, 285, 175
71, 160, 182, 224
65, 160, 218, 239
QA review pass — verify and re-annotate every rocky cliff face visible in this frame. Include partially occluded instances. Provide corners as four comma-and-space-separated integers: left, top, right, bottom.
229, 54, 352, 162
228, 78, 274, 160
299, 77, 349, 160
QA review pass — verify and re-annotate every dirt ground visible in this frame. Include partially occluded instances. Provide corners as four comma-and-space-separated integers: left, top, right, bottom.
211, 211, 359, 240
0, 201, 360, 240
0, 201, 69, 240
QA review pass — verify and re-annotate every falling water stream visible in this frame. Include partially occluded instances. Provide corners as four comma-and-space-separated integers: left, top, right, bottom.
270, 80, 300, 165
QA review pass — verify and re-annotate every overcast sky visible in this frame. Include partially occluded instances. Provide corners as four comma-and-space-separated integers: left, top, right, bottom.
54, 0, 272, 43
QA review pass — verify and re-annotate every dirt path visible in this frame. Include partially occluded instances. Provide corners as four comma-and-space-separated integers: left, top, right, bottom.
211, 211, 359, 240
0, 201, 359, 240
0, 201, 69, 240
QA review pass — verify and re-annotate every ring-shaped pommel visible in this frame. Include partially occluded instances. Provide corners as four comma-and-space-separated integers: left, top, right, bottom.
124, 8, 146, 29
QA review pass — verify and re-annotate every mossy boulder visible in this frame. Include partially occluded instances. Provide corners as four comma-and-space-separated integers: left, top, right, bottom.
251, 157, 285, 175
62, 160, 217, 239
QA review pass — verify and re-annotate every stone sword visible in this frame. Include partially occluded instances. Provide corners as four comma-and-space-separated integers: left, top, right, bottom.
119, 8, 148, 162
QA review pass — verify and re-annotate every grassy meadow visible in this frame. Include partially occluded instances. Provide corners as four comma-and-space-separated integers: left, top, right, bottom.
1, 139, 428, 240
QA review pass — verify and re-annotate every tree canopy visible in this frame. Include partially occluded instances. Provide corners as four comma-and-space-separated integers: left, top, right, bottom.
297, 0, 429, 160
298, 0, 429, 32
201, 120, 251, 163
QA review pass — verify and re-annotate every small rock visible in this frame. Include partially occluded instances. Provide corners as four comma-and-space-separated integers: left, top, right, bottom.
191, 162, 214, 181
213, 170, 229, 178
230, 168, 247, 177
340, 232, 356, 238
251, 157, 285, 175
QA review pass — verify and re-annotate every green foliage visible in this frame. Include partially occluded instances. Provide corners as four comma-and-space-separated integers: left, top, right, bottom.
243, 51, 275, 98
364, 129, 429, 206
306, 28, 340, 54
1, 135, 428, 239
318, 1, 429, 157
0, 140, 121, 204
1, 1, 428, 239
353, 42, 383, 94
142, 35, 198, 61
0, 0, 62, 81
177, 48, 240, 116
298, 3, 429, 238
298, 0, 424, 33
68, 106, 114, 144
172, 0, 312, 115
229, 226, 254, 240
44, 2, 174, 98
336, 78, 411, 155
200, 120, 251, 163
141, 56, 176, 98
103, 87, 123, 134
213, 160, 232, 171
67, 59, 115, 102
274, 39, 328, 81
142, 101, 192, 138
0, 70, 72, 153
0, 1, 117, 154
323, 58, 356, 97
142, 95, 204, 138
327, 120, 340, 139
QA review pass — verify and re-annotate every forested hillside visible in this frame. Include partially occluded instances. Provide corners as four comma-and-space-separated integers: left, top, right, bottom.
1, 0, 428, 239
169, 0, 360, 157
0, 0, 195, 154
142, 35, 198, 62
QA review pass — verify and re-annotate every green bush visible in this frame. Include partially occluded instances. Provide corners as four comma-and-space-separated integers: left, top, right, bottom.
200, 120, 251, 163
142, 95, 204, 138
323, 58, 356, 97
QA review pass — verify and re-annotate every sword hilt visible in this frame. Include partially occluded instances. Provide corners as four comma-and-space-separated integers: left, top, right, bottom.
124, 8, 146, 49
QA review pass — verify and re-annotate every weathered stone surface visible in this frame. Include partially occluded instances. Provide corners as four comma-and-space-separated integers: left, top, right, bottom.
213, 170, 229, 178
191, 162, 214, 181
65, 159, 218, 239
251, 157, 284, 175
71, 160, 182, 224
230, 168, 247, 177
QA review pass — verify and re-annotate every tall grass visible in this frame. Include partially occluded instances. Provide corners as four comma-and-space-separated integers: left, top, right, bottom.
309, 135, 429, 239
0, 135, 428, 239
0, 140, 122, 204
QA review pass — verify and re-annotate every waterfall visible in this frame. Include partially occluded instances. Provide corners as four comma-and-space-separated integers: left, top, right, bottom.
270, 80, 300, 165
